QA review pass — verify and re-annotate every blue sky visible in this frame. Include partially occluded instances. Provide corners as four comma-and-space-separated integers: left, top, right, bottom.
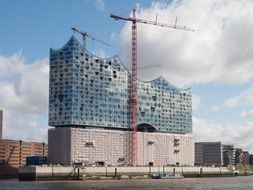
0, 0, 155, 61
1, 0, 253, 152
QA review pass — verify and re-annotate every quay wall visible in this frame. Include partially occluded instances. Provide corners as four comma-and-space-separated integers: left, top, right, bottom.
18, 166, 239, 181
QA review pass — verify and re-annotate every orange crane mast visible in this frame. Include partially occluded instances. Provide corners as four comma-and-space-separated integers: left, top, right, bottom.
111, 9, 194, 166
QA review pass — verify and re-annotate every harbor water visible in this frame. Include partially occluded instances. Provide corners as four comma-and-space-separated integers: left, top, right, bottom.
1, 176, 253, 190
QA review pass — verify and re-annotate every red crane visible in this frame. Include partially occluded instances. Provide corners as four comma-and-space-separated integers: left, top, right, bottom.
72, 27, 110, 49
111, 9, 194, 166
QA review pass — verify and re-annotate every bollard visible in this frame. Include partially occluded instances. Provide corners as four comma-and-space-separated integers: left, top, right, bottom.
52, 165, 54, 177
114, 168, 117, 177
77, 168, 80, 179
200, 168, 203, 178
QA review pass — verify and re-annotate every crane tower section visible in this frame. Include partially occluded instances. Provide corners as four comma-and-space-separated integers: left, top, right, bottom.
110, 9, 194, 166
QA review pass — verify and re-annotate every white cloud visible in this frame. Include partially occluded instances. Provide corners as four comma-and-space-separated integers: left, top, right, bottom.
117, 0, 253, 87
0, 52, 49, 142
193, 117, 253, 152
93, 49, 108, 58
240, 109, 253, 118
211, 87, 253, 112
210, 105, 221, 112
192, 94, 201, 111
224, 88, 253, 108
2, 110, 47, 142
0, 52, 49, 115
94, 0, 104, 11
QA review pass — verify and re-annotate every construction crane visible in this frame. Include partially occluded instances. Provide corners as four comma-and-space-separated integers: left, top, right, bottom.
6, 146, 15, 164
111, 9, 194, 166
71, 27, 110, 49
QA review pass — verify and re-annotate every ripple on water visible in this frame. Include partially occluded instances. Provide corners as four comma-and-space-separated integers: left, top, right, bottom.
1, 176, 253, 190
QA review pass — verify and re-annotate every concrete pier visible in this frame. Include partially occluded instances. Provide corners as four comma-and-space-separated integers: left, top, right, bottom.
18, 166, 238, 181
18, 165, 79, 181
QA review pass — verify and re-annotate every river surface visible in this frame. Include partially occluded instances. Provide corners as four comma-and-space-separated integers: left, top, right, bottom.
1, 176, 253, 190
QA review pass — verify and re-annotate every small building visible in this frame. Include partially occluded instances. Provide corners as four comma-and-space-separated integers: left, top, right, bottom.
223, 144, 235, 166
195, 142, 252, 167
195, 142, 223, 166
249, 154, 253, 165
0, 109, 48, 177
242, 151, 250, 165
0, 139, 48, 177
235, 148, 243, 165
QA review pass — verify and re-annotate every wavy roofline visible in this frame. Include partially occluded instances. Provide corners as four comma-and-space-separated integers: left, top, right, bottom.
50, 35, 80, 52
138, 76, 191, 91
51, 36, 191, 92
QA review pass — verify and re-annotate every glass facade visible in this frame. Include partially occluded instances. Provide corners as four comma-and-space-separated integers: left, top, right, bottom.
49, 36, 192, 134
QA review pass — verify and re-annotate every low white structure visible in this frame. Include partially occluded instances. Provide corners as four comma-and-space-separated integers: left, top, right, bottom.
48, 127, 194, 166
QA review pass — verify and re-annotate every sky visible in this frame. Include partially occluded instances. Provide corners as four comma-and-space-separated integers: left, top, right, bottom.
1, 0, 253, 152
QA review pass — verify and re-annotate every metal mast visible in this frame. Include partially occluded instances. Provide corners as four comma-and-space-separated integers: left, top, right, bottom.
111, 9, 194, 166
131, 9, 138, 166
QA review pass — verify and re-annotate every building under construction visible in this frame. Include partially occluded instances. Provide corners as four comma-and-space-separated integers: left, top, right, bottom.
48, 36, 194, 166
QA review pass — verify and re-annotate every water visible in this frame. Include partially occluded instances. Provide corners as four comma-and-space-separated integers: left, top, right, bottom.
1, 176, 253, 190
